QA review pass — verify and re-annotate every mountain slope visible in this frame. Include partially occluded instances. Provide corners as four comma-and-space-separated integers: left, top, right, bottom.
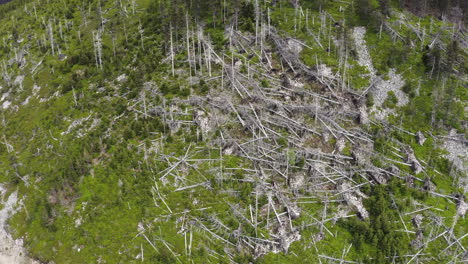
0, 0, 466, 263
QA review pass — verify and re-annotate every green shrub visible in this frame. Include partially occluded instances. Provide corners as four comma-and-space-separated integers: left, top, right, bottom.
366, 93, 374, 107
383, 91, 398, 109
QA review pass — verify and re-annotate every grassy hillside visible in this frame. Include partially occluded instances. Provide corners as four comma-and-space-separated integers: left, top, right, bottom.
0, 0, 466, 263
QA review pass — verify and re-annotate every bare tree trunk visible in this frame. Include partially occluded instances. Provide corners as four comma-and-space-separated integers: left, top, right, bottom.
170, 27, 175, 77
197, 27, 202, 75
93, 31, 103, 70
186, 13, 192, 75
255, 0, 259, 45
48, 22, 55, 55
139, 21, 145, 51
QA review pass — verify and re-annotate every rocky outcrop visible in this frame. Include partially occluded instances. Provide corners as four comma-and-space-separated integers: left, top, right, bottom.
0, 185, 40, 264
416, 131, 426, 145
339, 182, 369, 219
456, 197, 467, 218
412, 214, 424, 228
405, 148, 424, 174
442, 130, 468, 192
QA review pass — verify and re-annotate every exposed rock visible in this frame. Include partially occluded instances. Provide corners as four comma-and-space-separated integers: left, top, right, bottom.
61, 115, 92, 136
21, 96, 31, 105
405, 149, 423, 174
316, 64, 335, 80
194, 110, 212, 135
222, 140, 238, 155
368, 170, 388, 184
286, 201, 301, 220
116, 74, 127, 83
14, 75, 25, 89
0, 92, 8, 102
74, 217, 82, 227
456, 197, 467, 217
312, 231, 325, 242
32, 85, 41, 97
288, 172, 305, 193
188, 76, 200, 86
234, 60, 243, 70
58, 54, 67, 61
416, 131, 426, 145
359, 105, 369, 125
370, 70, 408, 110
289, 79, 304, 89
423, 178, 436, 192
335, 136, 346, 152
350, 140, 374, 167
322, 131, 331, 143
286, 39, 303, 55
353, 27, 375, 75
412, 214, 424, 228
72, 244, 84, 252
442, 129, 468, 192
253, 223, 301, 258
0, 185, 40, 264
352, 147, 370, 166
339, 182, 369, 219
385, 165, 400, 178
411, 229, 424, 249
277, 225, 301, 253
353, 27, 408, 119
1, 100, 11, 109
